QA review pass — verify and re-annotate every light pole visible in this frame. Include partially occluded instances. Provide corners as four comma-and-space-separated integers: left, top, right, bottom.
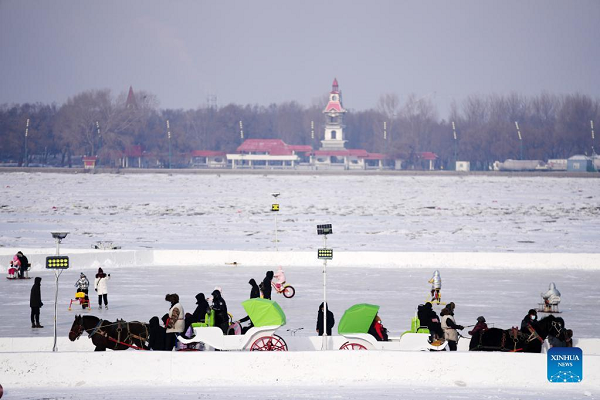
515, 121, 523, 160
24, 118, 30, 167
167, 120, 172, 169
271, 193, 280, 251
452, 121, 458, 167
48, 232, 69, 352
317, 224, 333, 350
591, 120, 596, 155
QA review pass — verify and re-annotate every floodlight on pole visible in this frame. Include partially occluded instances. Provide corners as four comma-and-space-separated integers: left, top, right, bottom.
167, 120, 172, 169
96, 121, 102, 156
316, 224, 333, 350
452, 121, 458, 163
383, 121, 387, 140
515, 121, 523, 160
24, 118, 30, 167
591, 120, 595, 154
49, 231, 69, 352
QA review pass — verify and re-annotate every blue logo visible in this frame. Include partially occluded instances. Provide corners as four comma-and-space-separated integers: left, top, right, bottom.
547, 347, 582, 382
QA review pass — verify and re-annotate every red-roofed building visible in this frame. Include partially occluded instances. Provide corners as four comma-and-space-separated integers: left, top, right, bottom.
227, 139, 312, 169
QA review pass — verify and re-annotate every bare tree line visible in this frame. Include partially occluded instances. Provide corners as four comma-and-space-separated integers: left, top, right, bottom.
0, 89, 598, 169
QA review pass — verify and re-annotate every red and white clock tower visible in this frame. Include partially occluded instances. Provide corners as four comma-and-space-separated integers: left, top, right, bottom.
321, 78, 347, 150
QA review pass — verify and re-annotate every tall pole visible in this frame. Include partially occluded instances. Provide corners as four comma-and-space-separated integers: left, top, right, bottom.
383, 121, 387, 140
452, 121, 458, 166
322, 234, 328, 350
275, 213, 278, 251
24, 118, 30, 167
591, 120, 595, 155
53, 238, 60, 352
167, 120, 172, 169
515, 121, 523, 160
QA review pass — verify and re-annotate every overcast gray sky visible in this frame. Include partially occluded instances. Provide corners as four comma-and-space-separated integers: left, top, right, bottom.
1, 0, 599, 117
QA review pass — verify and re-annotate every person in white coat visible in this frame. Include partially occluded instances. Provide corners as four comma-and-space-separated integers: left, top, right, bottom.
94, 268, 110, 310
541, 282, 561, 311
165, 293, 185, 350
428, 270, 442, 302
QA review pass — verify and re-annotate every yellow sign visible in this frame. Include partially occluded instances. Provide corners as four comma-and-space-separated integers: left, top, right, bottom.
46, 256, 70, 269
271, 204, 280, 212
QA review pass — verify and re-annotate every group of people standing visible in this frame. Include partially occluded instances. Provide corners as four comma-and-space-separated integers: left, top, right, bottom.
74, 268, 110, 310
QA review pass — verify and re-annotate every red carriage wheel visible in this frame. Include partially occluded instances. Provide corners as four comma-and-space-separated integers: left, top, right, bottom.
250, 335, 288, 351
283, 285, 295, 298
339, 342, 367, 350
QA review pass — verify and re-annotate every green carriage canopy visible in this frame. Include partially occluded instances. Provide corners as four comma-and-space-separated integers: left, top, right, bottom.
337, 303, 380, 335
241, 298, 286, 327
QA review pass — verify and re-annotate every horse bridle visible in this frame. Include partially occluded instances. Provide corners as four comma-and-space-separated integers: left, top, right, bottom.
69, 318, 85, 340
550, 320, 563, 336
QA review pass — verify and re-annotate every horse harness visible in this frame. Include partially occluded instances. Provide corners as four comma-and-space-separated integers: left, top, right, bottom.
76, 318, 150, 350
476, 325, 542, 352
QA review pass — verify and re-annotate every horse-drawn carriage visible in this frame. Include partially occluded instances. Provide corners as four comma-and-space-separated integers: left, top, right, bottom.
178, 298, 288, 351
337, 303, 448, 351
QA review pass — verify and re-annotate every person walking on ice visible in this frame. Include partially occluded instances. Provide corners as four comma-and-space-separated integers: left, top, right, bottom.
94, 268, 110, 310
428, 270, 442, 303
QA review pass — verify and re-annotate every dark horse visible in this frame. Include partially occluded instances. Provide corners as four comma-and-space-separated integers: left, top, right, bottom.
69, 315, 149, 351
469, 314, 565, 353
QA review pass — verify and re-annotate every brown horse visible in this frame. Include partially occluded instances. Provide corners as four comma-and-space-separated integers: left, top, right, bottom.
69, 315, 149, 351
469, 314, 565, 353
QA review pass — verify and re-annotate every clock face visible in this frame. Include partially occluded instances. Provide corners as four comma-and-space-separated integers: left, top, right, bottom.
332, 95, 337, 101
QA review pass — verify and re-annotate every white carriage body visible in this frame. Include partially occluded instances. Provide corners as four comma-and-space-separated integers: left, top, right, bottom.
177, 325, 281, 351
337, 333, 448, 351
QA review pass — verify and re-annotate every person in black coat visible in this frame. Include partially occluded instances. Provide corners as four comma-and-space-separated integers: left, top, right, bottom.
17, 251, 29, 279
418, 302, 443, 340
520, 309, 538, 334
30, 277, 43, 328
249, 279, 260, 299
316, 302, 335, 336
148, 316, 167, 351
260, 271, 274, 300
192, 293, 210, 323
211, 289, 228, 334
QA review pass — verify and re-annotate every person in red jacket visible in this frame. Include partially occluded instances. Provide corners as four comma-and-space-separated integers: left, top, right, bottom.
468, 316, 488, 336
368, 314, 389, 341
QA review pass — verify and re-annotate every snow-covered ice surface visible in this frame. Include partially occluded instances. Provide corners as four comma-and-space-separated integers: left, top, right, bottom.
3, 385, 597, 400
1, 266, 599, 340
1, 172, 599, 252
1, 172, 600, 399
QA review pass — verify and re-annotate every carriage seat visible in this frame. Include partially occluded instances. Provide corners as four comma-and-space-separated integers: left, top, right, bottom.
75, 292, 86, 299
191, 310, 216, 329
402, 316, 430, 336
